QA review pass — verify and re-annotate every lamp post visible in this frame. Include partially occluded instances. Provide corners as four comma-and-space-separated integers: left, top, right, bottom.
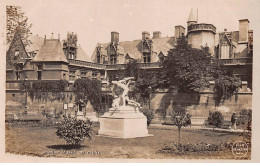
148, 86, 152, 110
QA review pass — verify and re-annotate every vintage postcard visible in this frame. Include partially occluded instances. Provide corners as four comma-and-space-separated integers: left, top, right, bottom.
0, 0, 260, 163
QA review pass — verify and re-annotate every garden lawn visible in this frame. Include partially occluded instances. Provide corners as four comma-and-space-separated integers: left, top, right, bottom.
5, 123, 250, 159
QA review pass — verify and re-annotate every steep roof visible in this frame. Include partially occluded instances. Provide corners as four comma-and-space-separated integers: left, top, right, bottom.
77, 45, 92, 62
217, 30, 253, 58
32, 39, 68, 63
187, 8, 197, 22
91, 37, 175, 61
25, 35, 45, 53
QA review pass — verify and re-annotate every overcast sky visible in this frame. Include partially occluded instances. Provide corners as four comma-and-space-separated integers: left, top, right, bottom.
5, 0, 260, 57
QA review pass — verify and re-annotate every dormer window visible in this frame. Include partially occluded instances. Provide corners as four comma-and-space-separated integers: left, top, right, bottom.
143, 53, 151, 63
97, 54, 101, 63
15, 50, 19, 57
110, 54, 117, 64
14, 50, 19, 60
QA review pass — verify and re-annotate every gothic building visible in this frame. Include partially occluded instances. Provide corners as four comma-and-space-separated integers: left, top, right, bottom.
5, 9, 253, 123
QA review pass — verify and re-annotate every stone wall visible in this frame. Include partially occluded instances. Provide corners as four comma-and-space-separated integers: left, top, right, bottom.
6, 88, 252, 125
150, 91, 252, 125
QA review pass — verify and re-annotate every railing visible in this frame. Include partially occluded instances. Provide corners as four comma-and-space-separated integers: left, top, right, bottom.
188, 23, 216, 33
68, 59, 105, 69
106, 64, 126, 70
218, 58, 252, 65
68, 59, 161, 70
137, 62, 161, 69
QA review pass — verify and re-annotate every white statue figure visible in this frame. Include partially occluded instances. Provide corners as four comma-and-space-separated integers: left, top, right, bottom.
110, 77, 141, 111
111, 95, 120, 109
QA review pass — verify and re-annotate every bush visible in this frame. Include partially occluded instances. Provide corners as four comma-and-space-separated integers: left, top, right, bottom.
158, 141, 235, 155
141, 109, 154, 126
208, 111, 224, 129
237, 109, 252, 131
55, 116, 93, 145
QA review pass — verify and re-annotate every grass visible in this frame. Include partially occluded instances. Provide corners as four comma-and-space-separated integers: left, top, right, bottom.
5, 122, 251, 159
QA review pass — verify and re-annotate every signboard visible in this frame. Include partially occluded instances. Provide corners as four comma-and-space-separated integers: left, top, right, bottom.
63, 103, 68, 110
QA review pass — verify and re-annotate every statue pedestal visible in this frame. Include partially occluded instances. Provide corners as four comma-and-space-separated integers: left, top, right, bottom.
98, 106, 151, 138
76, 111, 85, 120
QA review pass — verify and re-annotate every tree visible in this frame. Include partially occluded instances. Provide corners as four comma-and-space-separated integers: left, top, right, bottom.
73, 78, 103, 114
159, 38, 241, 104
157, 38, 240, 141
208, 111, 224, 129
125, 60, 140, 80
171, 106, 191, 145
6, 6, 32, 47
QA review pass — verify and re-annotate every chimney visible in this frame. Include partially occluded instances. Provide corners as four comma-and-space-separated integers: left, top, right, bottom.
58, 34, 60, 40
44, 35, 46, 43
175, 25, 185, 40
142, 31, 150, 40
111, 31, 119, 45
153, 31, 161, 39
239, 19, 249, 43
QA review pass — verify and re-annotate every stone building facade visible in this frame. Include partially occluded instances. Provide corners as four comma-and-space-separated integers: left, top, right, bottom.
6, 9, 253, 124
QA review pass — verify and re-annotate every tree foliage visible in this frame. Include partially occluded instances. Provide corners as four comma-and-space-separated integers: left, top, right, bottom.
171, 106, 191, 144
6, 6, 32, 47
56, 116, 93, 145
141, 109, 154, 126
237, 109, 252, 131
125, 60, 140, 80
208, 111, 224, 129
158, 39, 241, 105
73, 78, 102, 113
19, 79, 69, 101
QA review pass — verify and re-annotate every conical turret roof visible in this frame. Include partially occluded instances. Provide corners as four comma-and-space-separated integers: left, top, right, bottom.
187, 8, 197, 23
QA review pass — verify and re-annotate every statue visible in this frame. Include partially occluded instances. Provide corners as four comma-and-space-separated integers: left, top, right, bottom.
99, 77, 151, 138
110, 77, 141, 111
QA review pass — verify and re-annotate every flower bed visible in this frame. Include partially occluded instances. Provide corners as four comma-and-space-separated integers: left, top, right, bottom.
158, 141, 250, 155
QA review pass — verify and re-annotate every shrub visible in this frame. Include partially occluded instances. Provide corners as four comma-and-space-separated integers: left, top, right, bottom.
208, 111, 224, 129
55, 116, 93, 145
238, 109, 252, 131
141, 109, 154, 126
158, 141, 236, 155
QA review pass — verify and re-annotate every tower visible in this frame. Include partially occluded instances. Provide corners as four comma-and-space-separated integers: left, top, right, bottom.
187, 9, 216, 55
187, 8, 198, 27
63, 32, 78, 60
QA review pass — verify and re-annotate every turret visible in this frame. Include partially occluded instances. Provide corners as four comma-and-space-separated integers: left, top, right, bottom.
186, 9, 216, 56
187, 8, 198, 27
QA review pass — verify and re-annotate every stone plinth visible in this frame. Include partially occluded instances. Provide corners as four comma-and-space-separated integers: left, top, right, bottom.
98, 106, 150, 138
76, 111, 84, 120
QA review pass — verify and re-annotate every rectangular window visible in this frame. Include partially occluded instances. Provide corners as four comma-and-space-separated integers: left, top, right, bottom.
37, 64, 43, 70
221, 45, 230, 59
97, 54, 101, 63
143, 53, 151, 63
110, 55, 117, 64
69, 71, 76, 81
37, 71, 42, 80
92, 73, 97, 79
81, 72, 86, 79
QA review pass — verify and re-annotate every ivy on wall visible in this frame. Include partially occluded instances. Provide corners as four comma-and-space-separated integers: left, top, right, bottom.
21, 79, 69, 102
73, 78, 103, 113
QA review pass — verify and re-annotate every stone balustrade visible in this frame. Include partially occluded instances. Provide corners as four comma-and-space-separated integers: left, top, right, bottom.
188, 23, 216, 34
218, 58, 252, 65
68, 59, 161, 70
